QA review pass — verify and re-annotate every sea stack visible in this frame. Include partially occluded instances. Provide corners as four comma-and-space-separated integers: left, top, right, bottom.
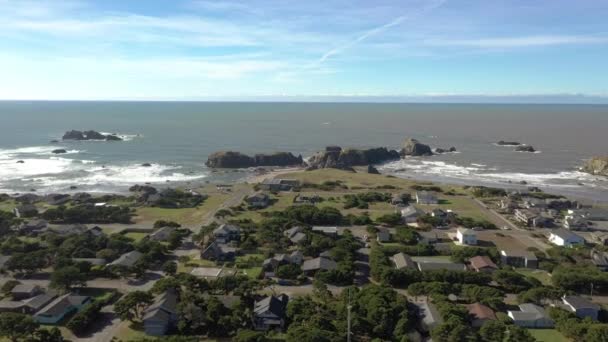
306, 146, 399, 170
62, 130, 123, 141
400, 138, 433, 157
583, 156, 608, 177
515, 145, 536, 153
205, 151, 304, 168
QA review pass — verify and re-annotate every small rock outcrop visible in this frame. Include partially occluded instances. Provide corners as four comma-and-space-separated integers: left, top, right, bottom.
435, 147, 457, 154
141, 163, 152, 167
52, 149, 67, 154
515, 145, 536, 153
16, 160, 24, 164
583, 156, 608, 177
496, 141, 521, 146
205, 151, 304, 168
307, 146, 399, 170
62, 130, 123, 141
401, 138, 433, 157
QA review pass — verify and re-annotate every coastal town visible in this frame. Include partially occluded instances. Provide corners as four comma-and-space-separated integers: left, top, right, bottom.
1, 140, 608, 342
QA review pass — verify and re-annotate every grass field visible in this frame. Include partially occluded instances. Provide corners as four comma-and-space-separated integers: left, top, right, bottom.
528, 329, 569, 342
517, 268, 553, 286
134, 191, 231, 226
123, 232, 148, 242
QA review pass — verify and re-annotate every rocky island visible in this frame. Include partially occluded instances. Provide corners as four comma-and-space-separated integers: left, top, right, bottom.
62, 130, 123, 141
496, 140, 521, 146
205, 151, 304, 168
400, 138, 433, 156
515, 145, 536, 153
307, 146, 399, 170
583, 156, 608, 177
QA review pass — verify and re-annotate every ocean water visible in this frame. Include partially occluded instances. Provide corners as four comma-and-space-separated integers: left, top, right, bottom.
0, 101, 607, 201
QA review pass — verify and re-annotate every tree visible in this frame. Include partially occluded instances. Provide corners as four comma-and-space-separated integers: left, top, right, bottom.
479, 320, 506, 342
114, 291, 153, 322
50, 266, 87, 291
0, 312, 40, 342
586, 325, 608, 342
506, 325, 535, 342
33, 327, 65, 342
163, 261, 177, 276
234, 329, 267, 342
276, 264, 301, 280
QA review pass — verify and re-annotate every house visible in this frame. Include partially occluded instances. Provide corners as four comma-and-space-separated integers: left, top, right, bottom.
86, 226, 104, 237
13, 204, 38, 218
417, 230, 439, 244
508, 304, 554, 328
514, 209, 551, 227
522, 197, 548, 209
562, 296, 600, 321
213, 224, 241, 244
293, 194, 322, 205
563, 215, 588, 230
49, 224, 89, 236
590, 232, 608, 246
245, 192, 270, 208
376, 228, 391, 243
143, 289, 178, 336
500, 198, 519, 213
201, 242, 237, 261
401, 206, 423, 223
548, 229, 584, 248
253, 295, 289, 331
456, 228, 477, 245
262, 254, 294, 272
34, 293, 91, 324
259, 179, 299, 191
149, 226, 176, 242
415, 258, 466, 272
417, 302, 443, 333
312, 226, 338, 236
416, 191, 438, 205
19, 219, 48, 234
12, 284, 42, 300
108, 250, 143, 268
500, 250, 538, 269
469, 256, 498, 273
391, 193, 410, 207
591, 250, 608, 271
466, 303, 497, 328
0, 293, 57, 315
302, 257, 337, 276
391, 253, 416, 270
283, 226, 307, 244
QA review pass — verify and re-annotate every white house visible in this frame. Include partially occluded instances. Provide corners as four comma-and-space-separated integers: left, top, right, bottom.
456, 228, 477, 245
549, 229, 584, 247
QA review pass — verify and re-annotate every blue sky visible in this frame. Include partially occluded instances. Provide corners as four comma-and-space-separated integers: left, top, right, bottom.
0, 0, 607, 101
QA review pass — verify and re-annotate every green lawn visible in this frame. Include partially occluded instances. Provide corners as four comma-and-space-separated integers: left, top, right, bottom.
124, 232, 148, 242
134, 192, 231, 226
241, 267, 262, 279
177, 256, 217, 274
528, 329, 569, 342
431, 196, 493, 221
517, 268, 553, 286
0, 200, 16, 212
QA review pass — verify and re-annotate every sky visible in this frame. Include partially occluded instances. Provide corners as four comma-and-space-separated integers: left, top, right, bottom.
0, 0, 607, 102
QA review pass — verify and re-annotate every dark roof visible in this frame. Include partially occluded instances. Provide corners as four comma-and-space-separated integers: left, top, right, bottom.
302, 257, 337, 272
254, 295, 288, 318
392, 253, 416, 270
143, 289, 178, 321
12, 284, 39, 294
469, 256, 498, 270
108, 250, 143, 267
563, 296, 600, 311
213, 224, 240, 235
35, 293, 89, 317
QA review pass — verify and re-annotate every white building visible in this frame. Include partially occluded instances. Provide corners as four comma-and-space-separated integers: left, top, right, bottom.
456, 228, 477, 245
549, 229, 584, 247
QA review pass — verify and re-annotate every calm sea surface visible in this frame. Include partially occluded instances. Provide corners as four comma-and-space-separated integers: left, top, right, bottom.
0, 101, 607, 200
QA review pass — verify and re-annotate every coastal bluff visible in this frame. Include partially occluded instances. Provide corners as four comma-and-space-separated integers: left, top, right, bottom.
307, 146, 399, 170
583, 156, 608, 177
62, 130, 122, 141
205, 151, 304, 168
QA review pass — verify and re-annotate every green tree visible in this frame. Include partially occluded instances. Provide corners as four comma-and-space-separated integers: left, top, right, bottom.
50, 266, 87, 291
506, 325, 535, 342
163, 261, 177, 276
32, 327, 65, 342
234, 329, 267, 342
586, 325, 608, 342
114, 291, 153, 322
0, 312, 40, 342
479, 320, 506, 342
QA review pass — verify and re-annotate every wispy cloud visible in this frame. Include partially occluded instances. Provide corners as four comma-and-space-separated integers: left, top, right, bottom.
427, 35, 608, 48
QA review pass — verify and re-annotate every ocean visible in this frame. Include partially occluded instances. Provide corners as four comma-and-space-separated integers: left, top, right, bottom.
1, 101, 607, 201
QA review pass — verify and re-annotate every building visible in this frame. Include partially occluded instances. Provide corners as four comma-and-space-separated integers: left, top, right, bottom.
391, 193, 409, 207
416, 259, 466, 272
49, 224, 89, 236
212, 224, 241, 244
500, 250, 538, 269
549, 229, 584, 247
245, 192, 270, 208
569, 208, 608, 221
312, 226, 338, 236
34, 293, 91, 324
514, 209, 552, 227
190, 267, 236, 280
391, 253, 416, 270
591, 249, 608, 271
417, 302, 443, 333
563, 215, 588, 230
143, 289, 178, 336
259, 179, 299, 191
468, 256, 498, 273
283, 226, 307, 244
11, 284, 42, 300
507, 304, 554, 328
262, 254, 295, 272
149, 226, 176, 242
302, 257, 337, 276
456, 228, 477, 245
376, 228, 391, 243
253, 295, 289, 331
562, 296, 600, 321
522, 198, 548, 209
108, 250, 143, 268
19, 220, 48, 234
466, 303, 497, 328
201, 241, 237, 261
401, 206, 423, 223
416, 191, 438, 205
500, 198, 519, 213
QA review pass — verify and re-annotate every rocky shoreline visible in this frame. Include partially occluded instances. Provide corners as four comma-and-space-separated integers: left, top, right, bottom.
583, 156, 608, 177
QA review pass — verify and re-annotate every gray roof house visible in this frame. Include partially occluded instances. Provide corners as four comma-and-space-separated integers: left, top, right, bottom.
302, 257, 337, 275
143, 289, 178, 336
201, 241, 237, 261
213, 224, 241, 244
0, 293, 57, 315
417, 302, 443, 333
562, 296, 600, 321
401, 206, 423, 223
392, 253, 416, 270
416, 191, 438, 205
34, 293, 91, 324
245, 192, 270, 208
376, 228, 391, 243
501, 250, 538, 269
108, 250, 143, 268
283, 226, 307, 244
149, 226, 176, 242
12, 284, 42, 300
508, 304, 554, 328
19, 219, 48, 234
253, 294, 289, 331
312, 226, 338, 236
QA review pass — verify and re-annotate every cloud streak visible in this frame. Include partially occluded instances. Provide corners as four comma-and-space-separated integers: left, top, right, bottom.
427, 35, 608, 48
